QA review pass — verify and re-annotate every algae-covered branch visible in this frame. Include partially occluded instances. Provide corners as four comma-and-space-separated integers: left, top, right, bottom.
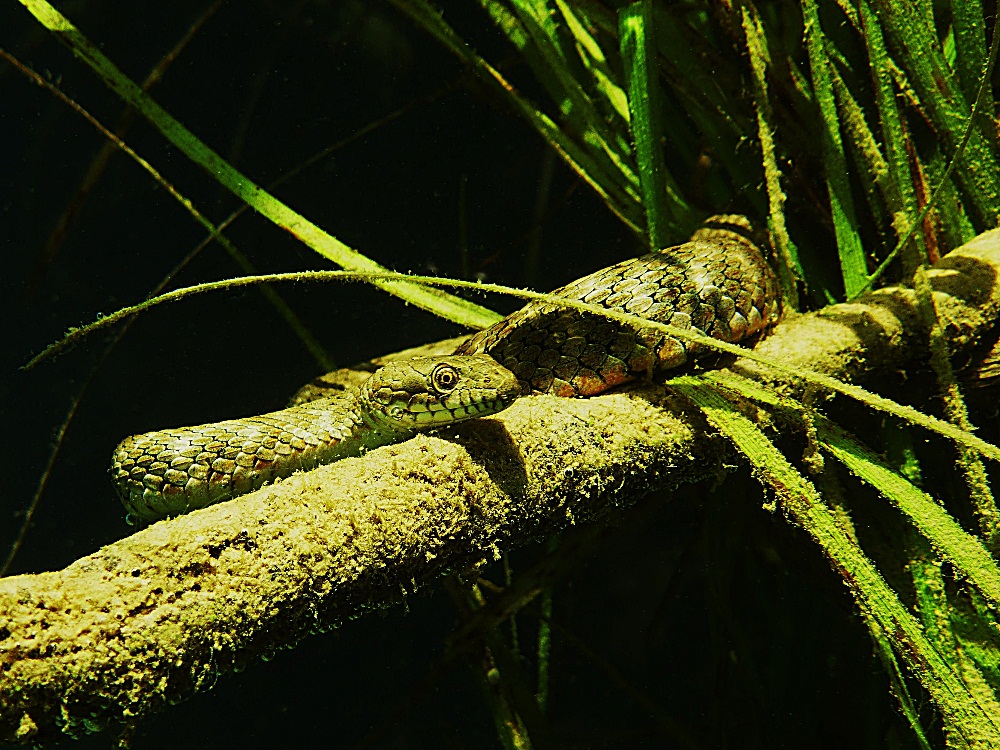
1, 230, 999, 745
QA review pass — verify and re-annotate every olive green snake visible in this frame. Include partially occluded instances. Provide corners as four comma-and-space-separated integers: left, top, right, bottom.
111, 215, 781, 521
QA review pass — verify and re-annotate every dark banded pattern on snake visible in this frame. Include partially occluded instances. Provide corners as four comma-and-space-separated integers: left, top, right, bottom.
111, 215, 780, 521
456, 214, 780, 395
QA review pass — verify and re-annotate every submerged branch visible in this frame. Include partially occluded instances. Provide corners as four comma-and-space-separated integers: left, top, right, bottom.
1, 229, 999, 745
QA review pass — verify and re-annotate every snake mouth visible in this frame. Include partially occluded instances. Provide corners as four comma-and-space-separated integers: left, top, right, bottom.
441, 368, 521, 423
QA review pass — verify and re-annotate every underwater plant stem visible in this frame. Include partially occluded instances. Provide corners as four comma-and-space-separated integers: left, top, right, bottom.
740, 5, 800, 309
619, 0, 677, 248
913, 266, 1000, 548
16, 0, 498, 329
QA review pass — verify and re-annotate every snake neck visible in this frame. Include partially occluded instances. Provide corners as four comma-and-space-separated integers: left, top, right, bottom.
357, 404, 415, 446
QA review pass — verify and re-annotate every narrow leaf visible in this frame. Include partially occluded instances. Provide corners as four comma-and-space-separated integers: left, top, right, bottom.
671, 376, 1000, 744
801, 0, 868, 297
619, 0, 687, 248
19, 0, 499, 329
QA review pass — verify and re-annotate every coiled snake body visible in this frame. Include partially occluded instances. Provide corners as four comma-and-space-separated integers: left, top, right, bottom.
111, 215, 780, 521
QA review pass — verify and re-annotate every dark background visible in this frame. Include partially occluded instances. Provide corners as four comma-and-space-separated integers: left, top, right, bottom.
2, 2, 915, 747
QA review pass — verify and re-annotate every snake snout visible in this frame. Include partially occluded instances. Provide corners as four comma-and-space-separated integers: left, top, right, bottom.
493, 365, 523, 406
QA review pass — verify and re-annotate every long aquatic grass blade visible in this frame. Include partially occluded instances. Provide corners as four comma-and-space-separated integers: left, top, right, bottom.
906, 547, 1000, 735
913, 265, 1000, 544
646, 4, 760, 209
619, 0, 686, 248
703, 370, 1000, 606
952, 592, 1000, 690
870, 0, 1000, 223
18, 0, 499, 330
924, 152, 977, 248
404, 0, 643, 232
554, 0, 629, 123
2, 46, 335, 370
870, 624, 935, 750
857, 0, 921, 269
851, 9, 1000, 297
827, 61, 887, 214
553, 0, 650, 203
670, 376, 1000, 743
949, 0, 993, 115
740, 5, 800, 309
822, 422, 1000, 608
27, 254, 1000, 471
504, 0, 642, 207
801, 0, 867, 298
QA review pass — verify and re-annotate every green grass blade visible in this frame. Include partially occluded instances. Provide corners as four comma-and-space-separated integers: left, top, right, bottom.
554, 0, 629, 123
504, 0, 643, 204
801, 0, 868, 298
949, 0, 993, 115
870, 0, 1000, 224
924, 151, 978, 248
826, 61, 892, 242
29, 252, 1000, 470
821, 421, 1000, 608
953, 592, 1000, 691
406, 0, 644, 232
648, 5, 761, 210
912, 266, 1000, 544
2, 49, 337, 370
619, 0, 687, 248
703, 370, 1000, 607
827, 59, 887, 186
870, 622, 936, 749
850, 11, 999, 298
19, 0, 499, 330
858, 0, 922, 270
740, 5, 801, 309
670, 376, 1000, 744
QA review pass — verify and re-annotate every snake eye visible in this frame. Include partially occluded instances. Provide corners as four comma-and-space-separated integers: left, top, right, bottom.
431, 363, 459, 393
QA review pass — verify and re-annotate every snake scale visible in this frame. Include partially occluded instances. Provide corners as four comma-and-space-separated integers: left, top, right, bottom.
111, 215, 781, 521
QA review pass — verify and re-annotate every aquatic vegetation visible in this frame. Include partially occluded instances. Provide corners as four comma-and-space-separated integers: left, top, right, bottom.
3, 0, 999, 746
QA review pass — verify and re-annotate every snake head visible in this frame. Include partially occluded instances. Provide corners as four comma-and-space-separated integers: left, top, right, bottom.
359, 354, 521, 433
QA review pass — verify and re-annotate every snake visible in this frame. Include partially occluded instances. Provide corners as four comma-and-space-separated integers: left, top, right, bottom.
111, 215, 781, 521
